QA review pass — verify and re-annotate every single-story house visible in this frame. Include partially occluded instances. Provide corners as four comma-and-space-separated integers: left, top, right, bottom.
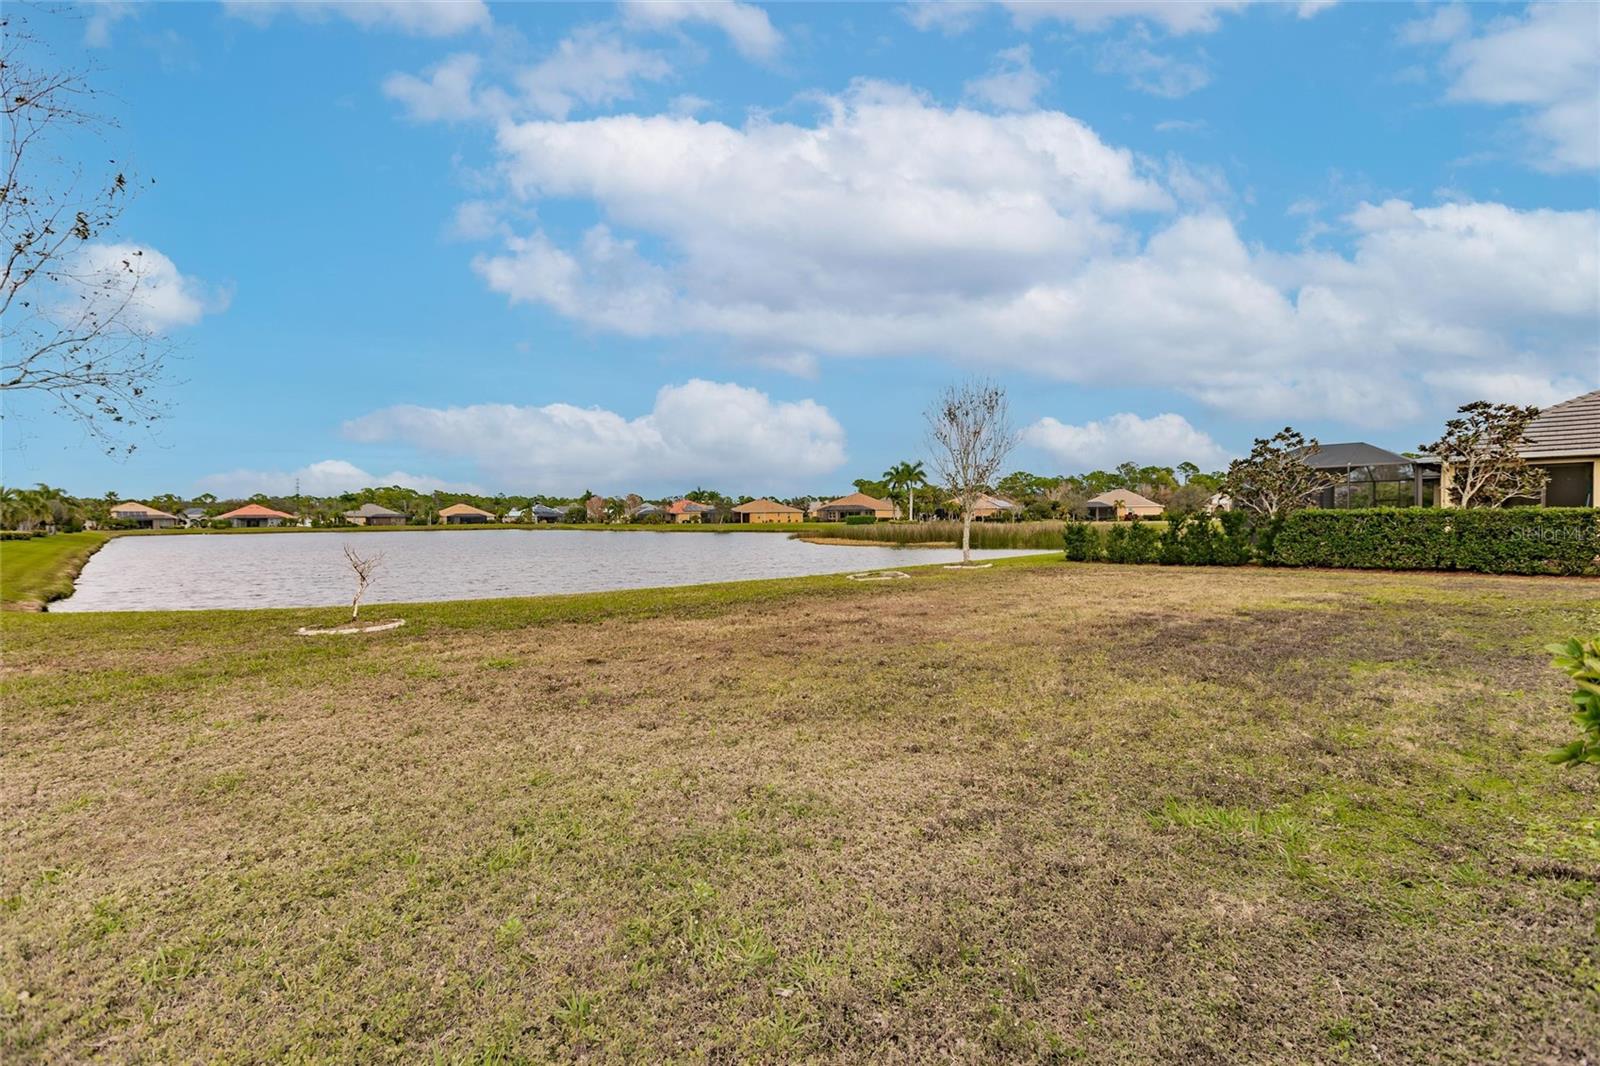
1085, 489, 1164, 521
181, 507, 209, 527
632, 503, 664, 520
344, 502, 406, 526
957, 493, 1023, 520
438, 502, 494, 524
1300, 442, 1440, 508
732, 498, 804, 524
1514, 389, 1599, 507
527, 504, 563, 523
667, 499, 719, 524
110, 502, 182, 529
815, 492, 898, 521
216, 503, 296, 528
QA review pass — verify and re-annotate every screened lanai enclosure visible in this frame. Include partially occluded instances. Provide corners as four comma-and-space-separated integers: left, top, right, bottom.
1301, 442, 1442, 509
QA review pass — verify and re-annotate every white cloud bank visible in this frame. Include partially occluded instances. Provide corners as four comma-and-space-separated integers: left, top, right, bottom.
1407, 2, 1599, 172
195, 459, 476, 498
1024, 412, 1229, 471
341, 380, 847, 492
458, 81, 1596, 424
223, 1, 490, 37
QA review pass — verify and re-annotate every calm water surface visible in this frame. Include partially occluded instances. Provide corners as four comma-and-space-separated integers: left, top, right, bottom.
55, 530, 1047, 611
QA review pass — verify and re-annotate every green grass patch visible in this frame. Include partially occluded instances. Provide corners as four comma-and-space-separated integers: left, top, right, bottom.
0, 532, 109, 609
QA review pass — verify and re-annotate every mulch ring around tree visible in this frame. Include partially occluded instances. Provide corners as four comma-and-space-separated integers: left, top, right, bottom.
296, 618, 406, 636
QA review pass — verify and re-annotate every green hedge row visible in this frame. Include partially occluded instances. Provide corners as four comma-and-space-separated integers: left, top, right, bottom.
1269, 507, 1599, 575
1064, 507, 1600, 575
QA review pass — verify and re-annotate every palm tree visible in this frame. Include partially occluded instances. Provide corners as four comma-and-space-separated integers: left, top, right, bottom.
883, 460, 930, 521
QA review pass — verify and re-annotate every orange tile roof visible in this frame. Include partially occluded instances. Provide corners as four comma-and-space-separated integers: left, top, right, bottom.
217, 503, 296, 519
438, 502, 495, 517
667, 499, 716, 515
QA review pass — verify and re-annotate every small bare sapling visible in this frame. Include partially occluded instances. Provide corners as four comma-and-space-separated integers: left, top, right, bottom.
343, 546, 385, 621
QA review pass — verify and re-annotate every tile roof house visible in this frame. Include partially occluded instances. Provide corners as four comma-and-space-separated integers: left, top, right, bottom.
1518, 389, 1599, 507
1084, 489, 1164, 521
962, 493, 1023, 520
667, 499, 719, 523
732, 498, 804, 524
216, 503, 296, 528
109, 502, 182, 529
528, 504, 564, 522
438, 502, 494, 524
181, 507, 209, 527
815, 492, 898, 521
343, 502, 406, 526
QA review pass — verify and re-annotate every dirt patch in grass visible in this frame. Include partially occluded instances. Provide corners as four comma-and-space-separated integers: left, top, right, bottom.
2, 563, 1597, 1062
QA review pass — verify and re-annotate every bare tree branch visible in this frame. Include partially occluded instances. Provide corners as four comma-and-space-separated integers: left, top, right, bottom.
0, 13, 166, 455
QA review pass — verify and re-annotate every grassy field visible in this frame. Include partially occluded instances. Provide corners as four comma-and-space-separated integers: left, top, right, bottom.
2, 558, 1597, 1062
0, 532, 109, 610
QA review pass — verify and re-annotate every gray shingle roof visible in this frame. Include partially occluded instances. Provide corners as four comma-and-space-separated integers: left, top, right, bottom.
344, 502, 404, 518
1521, 390, 1600, 459
1295, 442, 1414, 468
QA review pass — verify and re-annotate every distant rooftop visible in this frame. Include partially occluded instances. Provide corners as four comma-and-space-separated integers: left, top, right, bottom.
343, 502, 404, 518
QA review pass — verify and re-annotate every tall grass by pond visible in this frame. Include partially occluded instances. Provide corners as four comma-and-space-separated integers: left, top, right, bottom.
800, 520, 1095, 550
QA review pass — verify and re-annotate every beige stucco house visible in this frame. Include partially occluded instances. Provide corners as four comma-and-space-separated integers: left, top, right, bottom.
1518, 390, 1599, 507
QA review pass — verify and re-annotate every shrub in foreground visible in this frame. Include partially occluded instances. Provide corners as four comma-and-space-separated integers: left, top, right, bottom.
1547, 635, 1600, 768
1105, 520, 1161, 564
1062, 521, 1102, 562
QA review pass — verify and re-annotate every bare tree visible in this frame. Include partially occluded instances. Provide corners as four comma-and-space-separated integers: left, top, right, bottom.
1421, 401, 1548, 507
925, 379, 1016, 563
343, 546, 384, 622
1, 15, 165, 454
1222, 428, 1338, 519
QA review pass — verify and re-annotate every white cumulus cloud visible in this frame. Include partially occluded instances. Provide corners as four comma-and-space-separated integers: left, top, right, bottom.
69, 243, 227, 333
341, 380, 846, 493
223, 0, 490, 36
195, 459, 476, 498
1024, 412, 1230, 471
621, 0, 783, 61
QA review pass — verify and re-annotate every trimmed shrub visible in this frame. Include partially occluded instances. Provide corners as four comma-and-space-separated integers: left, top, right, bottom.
0, 529, 44, 540
843, 514, 879, 525
1270, 507, 1599, 576
1062, 521, 1103, 562
1105, 520, 1161, 564
1158, 511, 1255, 566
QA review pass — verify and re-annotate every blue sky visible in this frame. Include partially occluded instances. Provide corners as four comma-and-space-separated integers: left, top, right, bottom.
5, 0, 1597, 499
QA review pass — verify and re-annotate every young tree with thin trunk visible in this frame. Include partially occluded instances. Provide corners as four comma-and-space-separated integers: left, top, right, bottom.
1222, 428, 1338, 518
1, 15, 166, 453
1421, 401, 1547, 507
925, 379, 1016, 564
343, 546, 384, 622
